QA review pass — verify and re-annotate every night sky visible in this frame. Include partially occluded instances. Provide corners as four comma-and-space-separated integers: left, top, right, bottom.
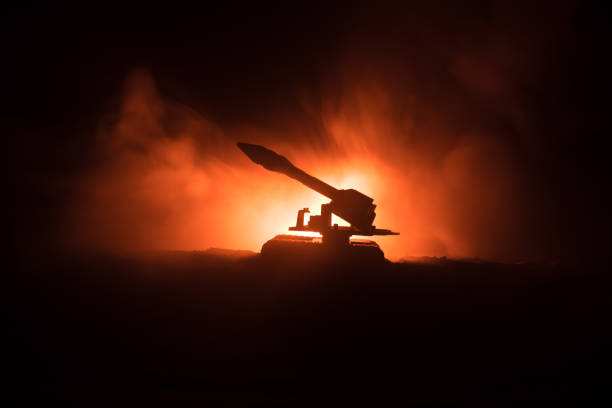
8, 1, 611, 263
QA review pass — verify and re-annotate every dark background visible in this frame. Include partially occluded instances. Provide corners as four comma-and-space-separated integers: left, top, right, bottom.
6, 1, 611, 262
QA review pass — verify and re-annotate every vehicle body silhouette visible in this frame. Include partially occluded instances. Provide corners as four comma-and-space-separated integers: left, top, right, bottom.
237, 142, 398, 261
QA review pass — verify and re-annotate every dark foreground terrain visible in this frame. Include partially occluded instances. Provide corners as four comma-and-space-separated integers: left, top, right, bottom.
12, 250, 609, 404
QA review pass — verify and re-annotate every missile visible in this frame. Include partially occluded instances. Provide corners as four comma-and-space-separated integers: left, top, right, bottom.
237, 142, 338, 199
237, 142, 295, 173
237, 142, 393, 233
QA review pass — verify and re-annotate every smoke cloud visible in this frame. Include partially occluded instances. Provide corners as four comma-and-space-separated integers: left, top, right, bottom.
33, 3, 583, 262
65, 64, 535, 262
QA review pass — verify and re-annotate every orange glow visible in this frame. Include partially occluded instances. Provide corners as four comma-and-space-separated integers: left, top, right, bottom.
286, 231, 322, 238
65, 70, 524, 261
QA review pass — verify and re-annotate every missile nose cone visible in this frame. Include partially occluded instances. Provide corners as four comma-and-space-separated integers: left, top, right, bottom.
237, 142, 295, 173
237, 142, 263, 162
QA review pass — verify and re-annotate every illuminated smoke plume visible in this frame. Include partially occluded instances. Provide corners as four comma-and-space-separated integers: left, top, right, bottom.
10, 3, 604, 264
65, 66, 535, 262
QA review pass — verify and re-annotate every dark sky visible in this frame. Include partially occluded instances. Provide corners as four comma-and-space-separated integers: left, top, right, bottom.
7, 1, 611, 263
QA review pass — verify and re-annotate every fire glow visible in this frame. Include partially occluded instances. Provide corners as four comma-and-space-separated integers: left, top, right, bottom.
66, 70, 525, 261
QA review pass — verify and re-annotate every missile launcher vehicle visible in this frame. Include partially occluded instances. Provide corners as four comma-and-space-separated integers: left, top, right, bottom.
237, 142, 398, 261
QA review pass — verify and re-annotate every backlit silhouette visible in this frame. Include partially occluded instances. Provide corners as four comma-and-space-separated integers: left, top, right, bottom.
237, 142, 398, 260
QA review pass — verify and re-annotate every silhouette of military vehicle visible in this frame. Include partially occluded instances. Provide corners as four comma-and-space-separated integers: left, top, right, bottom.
237, 142, 398, 261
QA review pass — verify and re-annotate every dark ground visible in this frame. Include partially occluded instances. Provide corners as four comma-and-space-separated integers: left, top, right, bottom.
11, 249, 609, 405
